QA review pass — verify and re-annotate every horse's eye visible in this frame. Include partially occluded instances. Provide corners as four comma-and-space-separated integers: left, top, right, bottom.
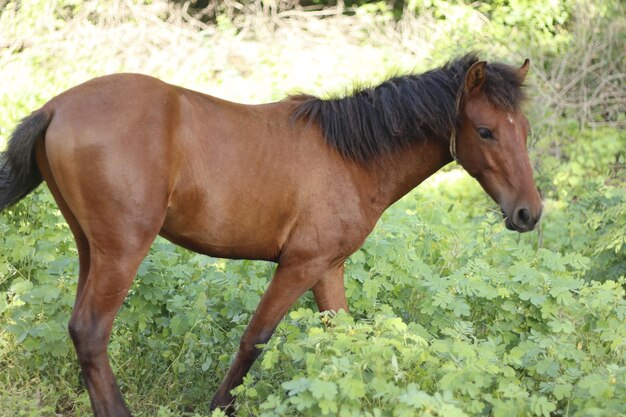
477, 127, 494, 140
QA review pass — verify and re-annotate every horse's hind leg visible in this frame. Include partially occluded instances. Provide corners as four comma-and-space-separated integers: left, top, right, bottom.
35, 142, 91, 300
65, 208, 165, 417
69, 239, 154, 417
36, 143, 168, 416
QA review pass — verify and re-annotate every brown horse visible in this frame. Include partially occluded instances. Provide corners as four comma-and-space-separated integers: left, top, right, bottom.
0, 54, 541, 416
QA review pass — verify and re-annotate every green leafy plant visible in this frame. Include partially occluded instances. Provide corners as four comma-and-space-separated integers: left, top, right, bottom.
1, 1, 624, 416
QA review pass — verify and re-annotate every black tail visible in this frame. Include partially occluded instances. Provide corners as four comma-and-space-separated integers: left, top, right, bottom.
0, 110, 51, 211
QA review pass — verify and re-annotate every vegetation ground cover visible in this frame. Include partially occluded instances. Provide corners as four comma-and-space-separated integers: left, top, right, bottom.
0, 1, 624, 416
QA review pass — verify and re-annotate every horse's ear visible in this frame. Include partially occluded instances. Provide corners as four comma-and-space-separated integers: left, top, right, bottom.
518, 58, 530, 81
464, 61, 487, 95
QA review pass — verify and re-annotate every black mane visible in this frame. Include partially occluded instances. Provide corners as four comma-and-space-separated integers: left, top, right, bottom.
291, 53, 525, 163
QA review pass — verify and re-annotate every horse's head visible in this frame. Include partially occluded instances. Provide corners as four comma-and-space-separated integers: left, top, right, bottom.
455, 59, 542, 232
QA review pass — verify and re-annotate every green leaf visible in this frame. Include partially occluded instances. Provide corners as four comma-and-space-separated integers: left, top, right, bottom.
339, 377, 366, 400
283, 378, 310, 396
553, 383, 572, 400
309, 380, 337, 400
530, 395, 556, 417
9, 279, 33, 295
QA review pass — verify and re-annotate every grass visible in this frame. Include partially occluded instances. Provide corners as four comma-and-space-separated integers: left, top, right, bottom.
0, 1, 623, 416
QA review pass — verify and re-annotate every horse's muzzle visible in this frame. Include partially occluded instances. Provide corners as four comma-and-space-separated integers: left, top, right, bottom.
503, 206, 541, 233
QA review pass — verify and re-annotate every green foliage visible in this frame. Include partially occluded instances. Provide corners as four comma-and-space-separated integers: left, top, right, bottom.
235, 294, 625, 416
534, 125, 626, 282
476, 0, 573, 55
1, 1, 624, 416
395, 0, 577, 61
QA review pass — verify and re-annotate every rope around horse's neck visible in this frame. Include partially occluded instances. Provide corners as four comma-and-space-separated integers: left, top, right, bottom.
449, 125, 458, 161
449, 86, 464, 162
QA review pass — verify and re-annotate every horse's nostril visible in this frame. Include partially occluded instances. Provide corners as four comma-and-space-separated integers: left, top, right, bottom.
517, 208, 531, 224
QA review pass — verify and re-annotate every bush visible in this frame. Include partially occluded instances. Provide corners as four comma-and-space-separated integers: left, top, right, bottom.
1, 1, 624, 416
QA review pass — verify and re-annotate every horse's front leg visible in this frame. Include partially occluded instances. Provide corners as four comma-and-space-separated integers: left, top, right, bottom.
312, 264, 348, 312
210, 260, 341, 413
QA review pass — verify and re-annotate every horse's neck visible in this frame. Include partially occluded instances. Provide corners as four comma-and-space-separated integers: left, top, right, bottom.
367, 138, 454, 211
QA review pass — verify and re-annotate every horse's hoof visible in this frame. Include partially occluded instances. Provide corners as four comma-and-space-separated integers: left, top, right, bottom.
210, 397, 235, 416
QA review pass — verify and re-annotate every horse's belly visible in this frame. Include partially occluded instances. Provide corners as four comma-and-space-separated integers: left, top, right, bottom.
159, 189, 295, 261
